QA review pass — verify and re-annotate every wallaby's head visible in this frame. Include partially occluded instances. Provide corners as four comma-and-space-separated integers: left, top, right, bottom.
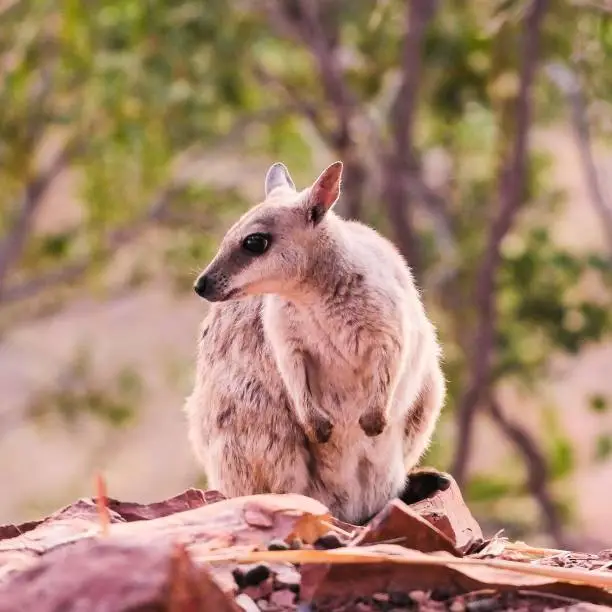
193, 161, 343, 302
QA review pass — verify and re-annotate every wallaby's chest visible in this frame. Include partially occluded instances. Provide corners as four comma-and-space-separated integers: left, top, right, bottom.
264, 298, 373, 389
200, 300, 279, 389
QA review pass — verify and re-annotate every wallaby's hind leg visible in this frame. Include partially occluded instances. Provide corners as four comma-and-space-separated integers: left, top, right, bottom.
402, 363, 445, 470
404, 364, 446, 472
397, 363, 447, 507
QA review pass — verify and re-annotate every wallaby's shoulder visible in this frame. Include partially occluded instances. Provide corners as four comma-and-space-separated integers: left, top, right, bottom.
336, 216, 416, 294
200, 296, 262, 333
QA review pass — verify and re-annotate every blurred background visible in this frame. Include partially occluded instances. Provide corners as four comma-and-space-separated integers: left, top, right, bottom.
1, 0, 612, 551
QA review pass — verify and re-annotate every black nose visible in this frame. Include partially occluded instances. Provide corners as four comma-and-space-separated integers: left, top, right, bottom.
194, 275, 209, 298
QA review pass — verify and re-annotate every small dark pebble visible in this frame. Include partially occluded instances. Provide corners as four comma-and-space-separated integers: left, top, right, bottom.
232, 567, 246, 588
288, 582, 300, 595
314, 532, 344, 550
267, 538, 289, 551
430, 586, 455, 601
242, 563, 271, 587
466, 598, 501, 612
389, 591, 412, 606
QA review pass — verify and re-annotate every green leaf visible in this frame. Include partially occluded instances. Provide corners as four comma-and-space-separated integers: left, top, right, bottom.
595, 434, 612, 462
39, 232, 74, 260
548, 435, 575, 480
466, 473, 517, 502
589, 394, 609, 414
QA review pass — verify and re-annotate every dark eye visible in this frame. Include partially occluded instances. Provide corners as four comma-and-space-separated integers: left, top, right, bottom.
242, 233, 270, 255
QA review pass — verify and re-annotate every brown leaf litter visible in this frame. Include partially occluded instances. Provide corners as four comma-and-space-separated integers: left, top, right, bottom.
0, 471, 611, 611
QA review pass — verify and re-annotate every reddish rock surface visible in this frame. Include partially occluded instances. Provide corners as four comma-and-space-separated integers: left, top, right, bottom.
1, 475, 611, 611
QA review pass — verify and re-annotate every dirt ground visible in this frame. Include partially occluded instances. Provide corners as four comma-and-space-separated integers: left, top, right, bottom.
1, 127, 611, 550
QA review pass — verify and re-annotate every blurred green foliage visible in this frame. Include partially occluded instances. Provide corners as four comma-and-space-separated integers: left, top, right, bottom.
28, 345, 142, 430
1, 0, 612, 537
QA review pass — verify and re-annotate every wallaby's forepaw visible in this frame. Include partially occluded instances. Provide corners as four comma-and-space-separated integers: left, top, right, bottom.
358, 410, 387, 437
314, 418, 333, 443
305, 413, 333, 444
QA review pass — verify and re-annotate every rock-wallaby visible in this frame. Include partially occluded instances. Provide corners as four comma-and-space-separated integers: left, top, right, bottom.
184, 161, 446, 523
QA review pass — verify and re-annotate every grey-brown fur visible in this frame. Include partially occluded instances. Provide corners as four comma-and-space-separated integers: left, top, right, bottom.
184, 161, 445, 523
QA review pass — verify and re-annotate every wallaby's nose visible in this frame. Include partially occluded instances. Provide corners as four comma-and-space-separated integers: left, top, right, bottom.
193, 274, 209, 298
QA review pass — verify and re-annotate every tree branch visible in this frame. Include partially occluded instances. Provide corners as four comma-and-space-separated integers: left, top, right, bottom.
546, 62, 612, 255
251, 63, 335, 145
290, 0, 358, 128
452, 0, 549, 486
408, 171, 459, 287
0, 21, 68, 299
0, 140, 77, 301
570, 0, 612, 14
260, 0, 366, 218
487, 395, 566, 546
0, 186, 187, 306
0, 0, 23, 17
381, 0, 439, 275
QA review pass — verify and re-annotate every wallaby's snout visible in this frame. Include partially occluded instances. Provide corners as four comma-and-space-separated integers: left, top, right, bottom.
194, 235, 268, 302
193, 274, 211, 300
193, 266, 236, 302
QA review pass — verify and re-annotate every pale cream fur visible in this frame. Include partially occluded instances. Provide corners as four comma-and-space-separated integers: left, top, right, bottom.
184, 161, 445, 523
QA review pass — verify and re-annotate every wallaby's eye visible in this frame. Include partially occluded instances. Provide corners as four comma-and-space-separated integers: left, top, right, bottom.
242, 233, 270, 255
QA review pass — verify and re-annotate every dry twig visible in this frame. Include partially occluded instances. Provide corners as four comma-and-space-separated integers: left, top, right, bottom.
94, 473, 110, 537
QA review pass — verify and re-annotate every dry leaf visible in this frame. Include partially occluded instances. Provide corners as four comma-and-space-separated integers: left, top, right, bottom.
94, 473, 110, 537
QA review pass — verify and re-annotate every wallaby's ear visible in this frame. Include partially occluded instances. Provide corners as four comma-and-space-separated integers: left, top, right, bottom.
307, 161, 343, 225
264, 162, 296, 197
